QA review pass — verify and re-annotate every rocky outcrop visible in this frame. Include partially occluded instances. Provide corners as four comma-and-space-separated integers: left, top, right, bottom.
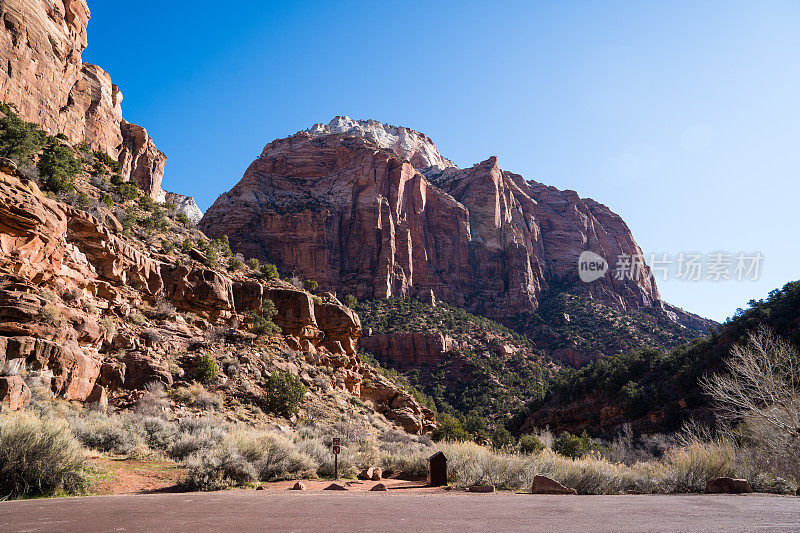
0, 375, 30, 411
119, 121, 167, 201
201, 120, 697, 329
359, 333, 454, 366
308, 116, 454, 171
165, 192, 203, 225
360, 366, 436, 434
0, 0, 166, 199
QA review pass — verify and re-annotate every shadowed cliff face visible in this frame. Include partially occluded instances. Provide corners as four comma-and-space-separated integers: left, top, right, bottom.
200, 119, 687, 328
0, 0, 166, 200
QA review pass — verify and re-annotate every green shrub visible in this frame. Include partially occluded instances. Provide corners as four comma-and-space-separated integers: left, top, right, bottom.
553, 431, 603, 458
518, 434, 545, 454
120, 206, 138, 233
93, 150, 121, 173
182, 238, 193, 251
304, 279, 318, 292
431, 413, 471, 442
344, 294, 358, 309
247, 258, 260, 270
252, 299, 281, 337
56, 132, 69, 141
115, 181, 139, 201
204, 247, 218, 267
138, 195, 157, 211
463, 410, 489, 442
491, 428, 515, 450
110, 173, 123, 186
259, 263, 279, 280
263, 370, 307, 417
196, 354, 219, 384
100, 193, 114, 208
38, 144, 82, 193
212, 235, 232, 256
92, 160, 107, 176
228, 257, 242, 271
0, 112, 47, 164
176, 212, 190, 226
0, 413, 86, 499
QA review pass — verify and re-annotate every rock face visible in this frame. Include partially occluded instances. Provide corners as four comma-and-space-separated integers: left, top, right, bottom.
165, 192, 204, 225
200, 118, 696, 328
0, 0, 166, 199
359, 333, 454, 366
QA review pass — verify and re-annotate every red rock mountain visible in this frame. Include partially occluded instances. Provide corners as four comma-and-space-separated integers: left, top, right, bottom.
201, 117, 698, 328
0, 0, 166, 200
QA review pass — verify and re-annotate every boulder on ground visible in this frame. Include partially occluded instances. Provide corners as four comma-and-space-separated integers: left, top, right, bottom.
324, 483, 348, 491
358, 467, 375, 480
531, 475, 577, 495
370, 483, 388, 492
705, 477, 753, 494
85, 384, 108, 410
371, 468, 383, 481
468, 484, 496, 493
291, 481, 306, 491
0, 375, 31, 411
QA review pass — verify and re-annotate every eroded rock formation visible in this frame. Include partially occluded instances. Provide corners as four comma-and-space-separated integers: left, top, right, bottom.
0, 168, 434, 431
201, 117, 694, 329
0, 0, 166, 199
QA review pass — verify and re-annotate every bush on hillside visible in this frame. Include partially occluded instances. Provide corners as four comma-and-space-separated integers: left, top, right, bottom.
263, 371, 306, 417
0, 111, 47, 164
0, 412, 86, 499
38, 143, 82, 193
195, 354, 219, 384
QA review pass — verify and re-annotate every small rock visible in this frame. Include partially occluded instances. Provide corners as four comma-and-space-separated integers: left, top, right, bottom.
531, 475, 577, 495
358, 467, 375, 480
291, 481, 306, 491
468, 484, 495, 493
324, 483, 348, 491
705, 477, 753, 494
256, 485, 265, 491
370, 483, 388, 492
371, 468, 383, 481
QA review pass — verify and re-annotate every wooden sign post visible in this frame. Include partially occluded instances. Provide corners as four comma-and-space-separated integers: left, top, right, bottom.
332, 438, 341, 479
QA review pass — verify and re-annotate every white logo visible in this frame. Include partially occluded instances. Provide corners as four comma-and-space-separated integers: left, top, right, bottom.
578, 251, 608, 282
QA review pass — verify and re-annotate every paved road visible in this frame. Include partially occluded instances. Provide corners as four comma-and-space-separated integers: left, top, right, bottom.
1, 492, 798, 532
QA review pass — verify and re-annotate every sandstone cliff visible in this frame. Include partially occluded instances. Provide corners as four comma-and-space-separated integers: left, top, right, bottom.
0, 163, 434, 433
200, 118, 695, 331
0, 0, 166, 200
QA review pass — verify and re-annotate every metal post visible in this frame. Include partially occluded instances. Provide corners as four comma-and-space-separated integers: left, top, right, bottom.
334, 453, 338, 480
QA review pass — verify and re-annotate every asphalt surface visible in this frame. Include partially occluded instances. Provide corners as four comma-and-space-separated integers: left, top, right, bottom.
1, 492, 799, 532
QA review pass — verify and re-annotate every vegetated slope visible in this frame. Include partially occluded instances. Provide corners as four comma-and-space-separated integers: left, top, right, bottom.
356, 297, 557, 424
512, 288, 710, 366
519, 281, 800, 437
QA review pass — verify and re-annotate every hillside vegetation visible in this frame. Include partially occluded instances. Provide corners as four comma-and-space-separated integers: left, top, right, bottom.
356, 298, 555, 427
521, 281, 800, 437
512, 289, 709, 365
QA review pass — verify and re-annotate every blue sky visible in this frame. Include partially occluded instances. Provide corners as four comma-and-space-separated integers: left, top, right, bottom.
84, 1, 800, 322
